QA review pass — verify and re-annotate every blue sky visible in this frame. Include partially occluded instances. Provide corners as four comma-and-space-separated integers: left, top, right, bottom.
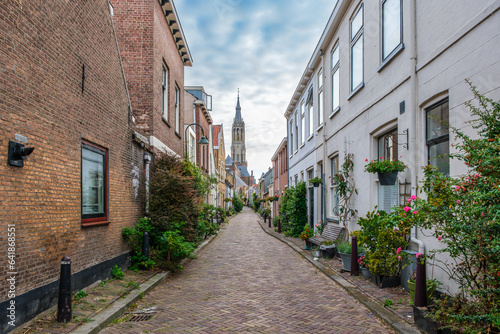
176, 0, 335, 179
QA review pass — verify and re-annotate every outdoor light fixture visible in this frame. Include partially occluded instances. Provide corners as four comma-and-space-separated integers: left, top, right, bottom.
184, 123, 209, 158
8, 140, 35, 167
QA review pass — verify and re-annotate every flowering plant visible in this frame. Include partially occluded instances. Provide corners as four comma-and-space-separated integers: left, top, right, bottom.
364, 158, 406, 174
315, 220, 325, 235
299, 224, 314, 241
309, 176, 323, 185
357, 256, 368, 268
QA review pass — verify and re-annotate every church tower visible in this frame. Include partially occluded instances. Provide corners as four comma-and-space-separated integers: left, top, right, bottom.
231, 90, 247, 167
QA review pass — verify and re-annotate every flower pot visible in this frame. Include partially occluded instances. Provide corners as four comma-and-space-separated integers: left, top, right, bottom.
305, 240, 312, 250
361, 267, 371, 279
378, 171, 398, 186
408, 280, 415, 302
320, 245, 336, 258
372, 274, 400, 288
312, 249, 320, 257
313, 183, 320, 187
338, 252, 351, 272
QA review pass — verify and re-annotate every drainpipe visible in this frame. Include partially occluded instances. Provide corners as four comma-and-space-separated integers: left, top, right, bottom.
409, 0, 424, 254
144, 151, 151, 213
321, 49, 328, 225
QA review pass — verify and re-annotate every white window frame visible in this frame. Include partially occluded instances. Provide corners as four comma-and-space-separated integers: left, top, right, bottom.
175, 85, 180, 134
162, 63, 169, 120
350, 4, 364, 92
289, 119, 294, 154
317, 69, 324, 127
306, 88, 314, 138
329, 155, 339, 218
300, 102, 305, 145
331, 44, 340, 115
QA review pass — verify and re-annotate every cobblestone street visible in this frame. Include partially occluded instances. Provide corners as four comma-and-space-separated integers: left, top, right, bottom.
102, 207, 392, 333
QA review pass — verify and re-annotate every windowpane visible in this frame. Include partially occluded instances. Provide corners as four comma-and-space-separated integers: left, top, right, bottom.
351, 37, 363, 90
175, 86, 180, 133
331, 47, 339, 68
332, 69, 340, 111
383, 0, 402, 59
82, 146, 105, 217
378, 129, 398, 162
330, 156, 339, 216
429, 141, 450, 175
427, 101, 449, 140
318, 69, 323, 88
162, 65, 168, 117
308, 104, 314, 136
301, 103, 305, 144
318, 91, 324, 125
351, 6, 363, 40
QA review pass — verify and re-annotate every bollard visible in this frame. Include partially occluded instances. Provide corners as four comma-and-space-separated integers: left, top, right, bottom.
142, 232, 149, 260
414, 254, 427, 307
278, 218, 281, 233
57, 256, 72, 323
351, 236, 359, 276
268, 215, 271, 228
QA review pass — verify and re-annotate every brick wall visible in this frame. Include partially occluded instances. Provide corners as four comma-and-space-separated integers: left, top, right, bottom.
0, 0, 142, 315
113, 0, 185, 156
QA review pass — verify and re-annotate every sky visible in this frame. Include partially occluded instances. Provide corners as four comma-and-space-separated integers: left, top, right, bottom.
176, 0, 335, 179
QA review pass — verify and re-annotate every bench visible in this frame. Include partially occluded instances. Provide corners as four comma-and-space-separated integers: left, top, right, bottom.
308, 223, 344, 247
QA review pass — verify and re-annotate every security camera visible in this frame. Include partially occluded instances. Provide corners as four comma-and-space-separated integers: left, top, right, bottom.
8, 141, 35, 167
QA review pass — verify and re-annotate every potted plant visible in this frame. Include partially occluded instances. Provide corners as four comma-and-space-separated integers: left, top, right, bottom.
320, 240, 336, 258
309, 176, 323, 187
299, 224, 314, 250
364, 158, 406, 185
311, 246, 321, 258
337, 240, 352, 272
358, 256, 371, 279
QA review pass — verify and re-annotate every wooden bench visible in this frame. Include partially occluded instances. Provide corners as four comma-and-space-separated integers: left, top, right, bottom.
309, 223, 344, 246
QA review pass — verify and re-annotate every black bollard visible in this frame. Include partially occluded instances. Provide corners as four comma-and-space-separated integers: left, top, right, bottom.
142, 232, 149, 260
351, 236, 359, 276
414, 254, 427, 307
278, 218, 281, 233
57, 256, 72, 323
268, 215, 271, 228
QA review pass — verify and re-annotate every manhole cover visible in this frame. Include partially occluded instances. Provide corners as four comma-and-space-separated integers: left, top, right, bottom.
127, 313, 155, 322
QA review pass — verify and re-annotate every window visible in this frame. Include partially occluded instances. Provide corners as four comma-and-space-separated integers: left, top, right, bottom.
175, 85, 180, 134
318, 69, 324, 126
426, 99, 449, 175
81, 142, 108, 223
382, 0, 403, 60
294, 112, 299, 150
350, 4, 364, 91
330, 155, 339, 217
162, 63, 168, 119
331, 45, 340, 113
377, 129, 399, 212
306, 88, 314, 137
188, 131, 196, 163
289, 119, 294, 153
300, 102, 305, 145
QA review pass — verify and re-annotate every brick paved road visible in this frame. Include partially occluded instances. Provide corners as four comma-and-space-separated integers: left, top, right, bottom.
102, 207, 392, 333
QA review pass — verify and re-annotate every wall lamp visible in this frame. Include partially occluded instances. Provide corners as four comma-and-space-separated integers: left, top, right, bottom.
8, 140, 35, 167
184, 123, 209, 157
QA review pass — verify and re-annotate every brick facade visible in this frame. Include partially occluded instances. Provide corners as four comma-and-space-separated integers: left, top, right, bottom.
113, 0, 190, 156
0, 0, 144, 330
272, 138, 288, 218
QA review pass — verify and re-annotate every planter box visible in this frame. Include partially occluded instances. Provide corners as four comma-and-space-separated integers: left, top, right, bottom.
371, 274, 400, 288
378, 171, 398, 186
320, 245, 336, 258
338, 252, 351, 272
361, 267, 371, 279
413, 306, 453, 334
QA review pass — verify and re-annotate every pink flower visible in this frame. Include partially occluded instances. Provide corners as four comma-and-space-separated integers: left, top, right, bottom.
456, 200, 461, 204
404, 206, 411, 212
396, 247, 402, 254
408, 198, 412, 203
398, 256, 401, 261
474, 202, 478, 204
455, 186, 460, 191
413, 211, 417, 214
410, 195, 417, 201
416, 252, 422, 258
437, 235, 442, 241
376, 213, 379, 216
482, 212, 485, 216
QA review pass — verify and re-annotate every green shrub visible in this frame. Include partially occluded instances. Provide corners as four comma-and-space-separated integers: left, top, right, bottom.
111, 265, 124, 280
280, 182, 308, 237
233, 194, 243, 212
336, 241, 351, 254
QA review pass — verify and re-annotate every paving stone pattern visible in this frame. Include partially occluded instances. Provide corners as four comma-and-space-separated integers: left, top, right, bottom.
103, 207, 392, 333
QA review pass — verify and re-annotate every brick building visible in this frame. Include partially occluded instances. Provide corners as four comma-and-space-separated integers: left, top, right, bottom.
271, 138, 288, 218
112, 0, 193, 156
212, 124, 226, 207
0, 1, 146, 331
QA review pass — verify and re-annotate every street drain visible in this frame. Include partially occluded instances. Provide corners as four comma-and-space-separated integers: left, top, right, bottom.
127, 313, 155, 322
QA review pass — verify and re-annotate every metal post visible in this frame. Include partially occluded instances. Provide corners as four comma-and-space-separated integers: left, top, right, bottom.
268, 215, 271, 228
351, 236, 359, 276
414, 254, 427, 307
142, 232, 149, 260
278, 218, 281, 233
57, 256, 72, 323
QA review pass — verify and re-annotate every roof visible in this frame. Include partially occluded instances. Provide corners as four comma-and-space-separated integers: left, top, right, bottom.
212, 124, 222, 147
236, 176, 248, 187
225, 155, 233, 165
159, 0, 193, 66
237, 165, 250, 177
271, 137, 287, 161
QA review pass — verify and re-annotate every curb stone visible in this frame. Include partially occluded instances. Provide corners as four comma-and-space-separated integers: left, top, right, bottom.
257, 217, 420, 334
70, 232, 219, 334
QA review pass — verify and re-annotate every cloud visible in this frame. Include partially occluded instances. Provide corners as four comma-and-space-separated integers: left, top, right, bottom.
176, 0, 334, 178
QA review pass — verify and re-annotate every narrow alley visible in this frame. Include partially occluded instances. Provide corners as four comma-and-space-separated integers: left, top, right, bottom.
102, 208, 392, 333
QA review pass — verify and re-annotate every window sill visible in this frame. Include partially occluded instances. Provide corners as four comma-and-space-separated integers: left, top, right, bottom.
294, 150, 298, 155
347, 83, 365, 100
326, 217, 340, 224
377, 43, 405, 73
300, 143, 305, 149
289, 155, 293, 159
81, 220, 111, 228
162, 117, 171, 128
307, 134, 314, 142
175, 131, 181, 139
329, 106, 341, 119
316, 124, 324, 132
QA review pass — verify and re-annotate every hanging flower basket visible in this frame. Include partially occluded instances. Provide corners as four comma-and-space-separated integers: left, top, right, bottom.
309, 176, 323, 187
377, 171, 398, 185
